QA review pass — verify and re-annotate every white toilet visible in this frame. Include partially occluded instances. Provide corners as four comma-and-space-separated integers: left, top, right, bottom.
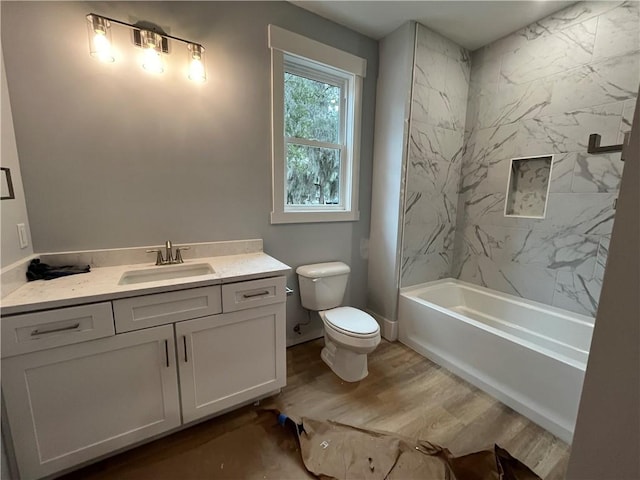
296, 262, 381, 382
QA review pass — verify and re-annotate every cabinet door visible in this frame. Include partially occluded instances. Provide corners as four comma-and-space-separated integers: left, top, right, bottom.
2, 325, 181, 479
176, 303, 286, 424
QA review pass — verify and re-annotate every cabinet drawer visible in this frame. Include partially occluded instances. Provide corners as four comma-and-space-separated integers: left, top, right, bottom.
113, 285, 222, 333
1, 303, 115, 358
221, 276, 286, 312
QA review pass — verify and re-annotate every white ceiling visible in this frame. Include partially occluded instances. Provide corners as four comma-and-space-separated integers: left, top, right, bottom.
291, 1, 577, 51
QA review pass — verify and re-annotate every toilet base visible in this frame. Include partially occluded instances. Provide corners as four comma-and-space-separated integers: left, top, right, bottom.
321, 335, 370, 382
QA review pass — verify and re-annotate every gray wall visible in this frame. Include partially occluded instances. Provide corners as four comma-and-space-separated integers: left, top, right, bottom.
567, 92, 639, 480
454, 1, 639, 315
367, 22, 414, 324
1, 53, 33, 268
0, 1, 378, 345
400, 24, 470, 286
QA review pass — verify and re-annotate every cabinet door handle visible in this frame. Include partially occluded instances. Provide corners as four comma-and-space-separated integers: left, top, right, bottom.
242, 290, 270, 299
31, 323, 80, 336
164, 340, 170, 367
183, 336, 188, 363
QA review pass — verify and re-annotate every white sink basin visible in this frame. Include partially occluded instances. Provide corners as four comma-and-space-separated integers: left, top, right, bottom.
118, 263, 214, 285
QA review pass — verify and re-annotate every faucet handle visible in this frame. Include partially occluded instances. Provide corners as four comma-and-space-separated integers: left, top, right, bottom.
146, 249, 165, 266
175, 246, 190, 264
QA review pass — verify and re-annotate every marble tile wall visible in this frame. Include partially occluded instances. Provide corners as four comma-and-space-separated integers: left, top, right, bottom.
454, 1, 639, 316
400, 24, 471, 286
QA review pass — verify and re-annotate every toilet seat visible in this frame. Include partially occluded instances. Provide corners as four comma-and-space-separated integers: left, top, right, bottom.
323, 307, 379, 338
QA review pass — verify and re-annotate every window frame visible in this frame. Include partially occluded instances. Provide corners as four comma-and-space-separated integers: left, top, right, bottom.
269, 25, 366, 224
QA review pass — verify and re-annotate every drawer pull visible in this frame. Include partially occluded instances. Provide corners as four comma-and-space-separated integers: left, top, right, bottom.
30, 323, 80, 336
242, 290, 270, 299
164, 340, 170, 367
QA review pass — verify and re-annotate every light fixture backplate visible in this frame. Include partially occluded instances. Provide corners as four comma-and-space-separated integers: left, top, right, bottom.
133, 29, 169, 53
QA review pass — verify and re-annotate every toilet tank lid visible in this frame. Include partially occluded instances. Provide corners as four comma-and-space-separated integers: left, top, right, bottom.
296, 262, 350, 278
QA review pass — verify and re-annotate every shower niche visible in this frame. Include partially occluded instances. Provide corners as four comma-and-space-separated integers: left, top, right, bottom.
504, 155, 553, 218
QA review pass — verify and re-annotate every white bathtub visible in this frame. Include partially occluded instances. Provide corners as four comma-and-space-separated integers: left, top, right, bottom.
398, 278, 594, 443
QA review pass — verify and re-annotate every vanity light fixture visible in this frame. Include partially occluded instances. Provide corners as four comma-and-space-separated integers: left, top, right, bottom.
87, 14, 115, 63
85, 13, 206, 82
140, 30, 164, 74
188, 44, 206, 82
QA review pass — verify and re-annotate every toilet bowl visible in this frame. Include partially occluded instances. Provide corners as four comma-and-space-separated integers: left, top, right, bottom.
319, 306, 381, 382
296, 262, 381, 382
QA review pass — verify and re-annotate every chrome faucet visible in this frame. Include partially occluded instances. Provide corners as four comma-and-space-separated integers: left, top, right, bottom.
165, 240, 174, 264
146, 240, 190, 266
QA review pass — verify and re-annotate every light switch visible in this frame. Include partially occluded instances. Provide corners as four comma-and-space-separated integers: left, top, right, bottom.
17, 223, 28, 249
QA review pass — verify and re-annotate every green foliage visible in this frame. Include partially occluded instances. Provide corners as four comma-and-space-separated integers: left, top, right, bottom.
284, 72, 341, 205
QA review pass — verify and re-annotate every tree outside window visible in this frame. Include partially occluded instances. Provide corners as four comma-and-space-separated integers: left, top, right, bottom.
284, 72, 342, 206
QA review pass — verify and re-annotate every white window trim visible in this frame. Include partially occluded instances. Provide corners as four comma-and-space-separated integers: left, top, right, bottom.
269, 25, 366, 224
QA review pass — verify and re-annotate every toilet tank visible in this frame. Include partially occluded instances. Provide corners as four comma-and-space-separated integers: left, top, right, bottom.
296, 262, 350, 311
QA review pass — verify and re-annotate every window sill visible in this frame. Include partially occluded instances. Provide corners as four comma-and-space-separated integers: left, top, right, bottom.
270, 210, 360, 224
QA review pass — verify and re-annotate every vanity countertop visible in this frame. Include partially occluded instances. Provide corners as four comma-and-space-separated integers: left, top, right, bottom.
1, 252, 291, 316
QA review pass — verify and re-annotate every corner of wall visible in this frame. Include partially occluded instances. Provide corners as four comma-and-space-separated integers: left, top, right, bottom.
366, 21, 416, 322
1, 50, 34, 269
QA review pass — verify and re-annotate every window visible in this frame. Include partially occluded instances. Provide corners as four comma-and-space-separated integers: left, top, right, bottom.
269, 25, 366, 224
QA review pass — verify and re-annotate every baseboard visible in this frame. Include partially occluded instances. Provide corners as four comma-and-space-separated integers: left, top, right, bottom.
366, 309, 398, 341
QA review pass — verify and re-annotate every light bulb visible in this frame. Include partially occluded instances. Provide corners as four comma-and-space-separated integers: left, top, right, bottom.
87, 15, 114, 63
187, 44, 206, 82
140, 31, 164, 74
93, 31, 114, 63
189, 58, 205, 82
143, 47, 164, 73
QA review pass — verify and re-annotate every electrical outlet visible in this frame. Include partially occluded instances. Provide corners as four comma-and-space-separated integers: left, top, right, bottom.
17, 223, 28, 249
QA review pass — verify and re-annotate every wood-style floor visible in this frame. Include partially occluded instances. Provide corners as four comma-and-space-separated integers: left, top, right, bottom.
62, 339, 570, 479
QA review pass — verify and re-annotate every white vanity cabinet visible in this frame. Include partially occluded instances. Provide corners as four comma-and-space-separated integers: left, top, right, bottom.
1, 324, 181, 480
177, 303, 286, 423
1, 274, 287, 480
177, 277, 287, 423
